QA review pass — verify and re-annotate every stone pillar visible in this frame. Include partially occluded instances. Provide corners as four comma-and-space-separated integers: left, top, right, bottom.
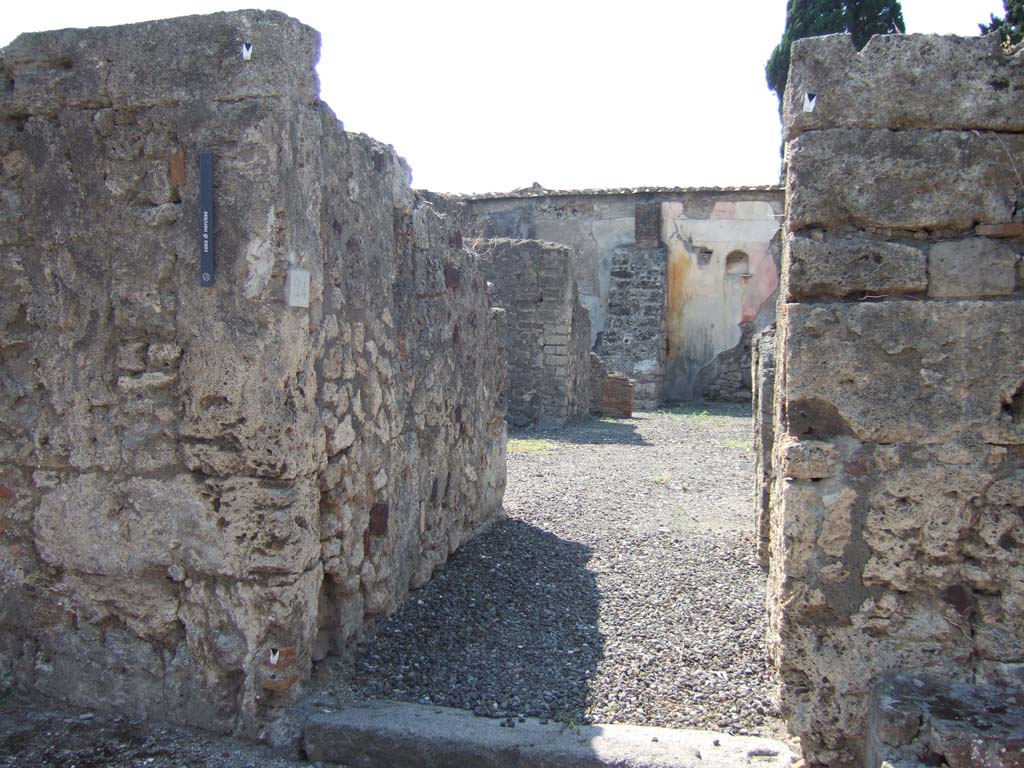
769, 33, 1024, 767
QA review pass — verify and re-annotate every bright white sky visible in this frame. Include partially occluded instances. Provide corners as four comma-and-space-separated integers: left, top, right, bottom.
3, 1, 1007, 193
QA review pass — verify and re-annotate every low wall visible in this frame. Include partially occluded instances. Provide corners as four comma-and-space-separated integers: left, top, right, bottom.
769, 32, 1024, 767
478, 239, 591, 428
0, 11, 507, 736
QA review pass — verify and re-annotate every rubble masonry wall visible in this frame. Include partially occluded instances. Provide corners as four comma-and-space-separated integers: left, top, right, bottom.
478, 239, 591, 428
0, 11, 507, 736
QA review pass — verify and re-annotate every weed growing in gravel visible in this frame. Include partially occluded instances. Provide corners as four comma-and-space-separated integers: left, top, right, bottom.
554, 713, 584, 734
507, 438, 557, 454
657, 406, 710, 421
653, 471, 671, 484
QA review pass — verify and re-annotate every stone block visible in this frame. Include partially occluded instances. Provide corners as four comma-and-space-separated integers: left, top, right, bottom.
33, 474, 321, 582
787, 130, 1023, 231
928, 238, 1017, 298
34, 474, 221, 577
862, 464, 990, 592
780, 301, 1024, 445
304, 701, 795, 768
785, 235, 927, 300
784, 33, 1024, 139
866, 675, 1024, 768
780, 438, 838, 480
1, 10, 321, 118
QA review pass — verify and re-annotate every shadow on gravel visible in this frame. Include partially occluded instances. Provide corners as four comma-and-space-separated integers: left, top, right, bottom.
512, 417, 651, 447
346, 517, 604, 725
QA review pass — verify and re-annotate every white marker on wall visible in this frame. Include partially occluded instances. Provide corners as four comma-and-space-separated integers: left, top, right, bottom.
803, 92, 817, 113
287, 267, 310, 308
241, 42, 253, 61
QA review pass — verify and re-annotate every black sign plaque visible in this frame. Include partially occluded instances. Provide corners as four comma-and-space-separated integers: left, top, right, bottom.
199, 149, 214, 286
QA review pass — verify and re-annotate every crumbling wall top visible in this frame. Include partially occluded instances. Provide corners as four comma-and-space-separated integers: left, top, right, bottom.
784, 32, 1024, 139
1, 10, 320, 117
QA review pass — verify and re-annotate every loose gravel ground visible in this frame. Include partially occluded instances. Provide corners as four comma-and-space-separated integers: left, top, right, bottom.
318, 404, 785, 739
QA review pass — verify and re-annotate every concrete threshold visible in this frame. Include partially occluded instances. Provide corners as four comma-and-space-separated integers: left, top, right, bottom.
302, 700, 796, 768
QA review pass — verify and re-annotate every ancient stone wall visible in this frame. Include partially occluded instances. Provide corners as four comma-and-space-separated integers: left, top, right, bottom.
769, 33, 1024, 767
455, 187, 783, 403
600, 244, 666, 408
752, 327, 776, 567
0, 11, 506, 737
477, 239, 591, 428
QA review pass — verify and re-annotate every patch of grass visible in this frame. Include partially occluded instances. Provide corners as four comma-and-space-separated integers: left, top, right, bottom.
721, 438, 751, 450
657, 406, 711, 421
507, 438, 556, 454
653, 471, 671, 484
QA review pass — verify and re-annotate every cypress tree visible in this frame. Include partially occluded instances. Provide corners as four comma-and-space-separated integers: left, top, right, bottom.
846, 0, 905, 48
766, 0, 906, 110
980, 0, 1024, 47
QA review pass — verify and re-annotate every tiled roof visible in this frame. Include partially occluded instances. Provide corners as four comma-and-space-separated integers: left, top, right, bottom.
431, 184, 783, 201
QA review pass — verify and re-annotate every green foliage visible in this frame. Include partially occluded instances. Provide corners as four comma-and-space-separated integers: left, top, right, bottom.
656, 406, 710, 421
845, 0, 905, 48
980, 0, 1024, 47
721, 438, 751, 450
766, 0, 906, 109
507, 438, 556, 454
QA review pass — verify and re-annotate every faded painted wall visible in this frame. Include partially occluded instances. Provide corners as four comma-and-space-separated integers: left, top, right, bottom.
662, 200, 780, 401
454, 187, 784, 403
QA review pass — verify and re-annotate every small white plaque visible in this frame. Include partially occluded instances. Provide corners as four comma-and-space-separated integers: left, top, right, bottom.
287, 267, 310, 308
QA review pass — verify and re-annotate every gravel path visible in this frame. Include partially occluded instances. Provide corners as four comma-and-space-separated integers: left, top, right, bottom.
314, 405, 784, 739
